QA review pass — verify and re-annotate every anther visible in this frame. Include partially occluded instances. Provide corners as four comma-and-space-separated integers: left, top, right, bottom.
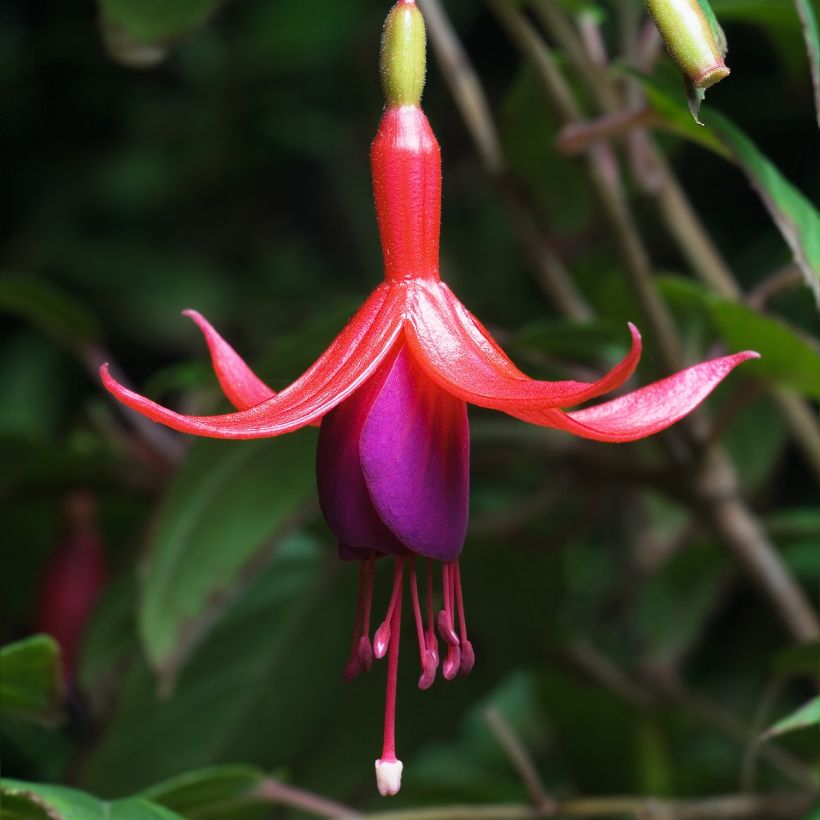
357, 635, 374, 673
436, 563, 460, 646
374, 559, 405, 660
442, 643, 461, 680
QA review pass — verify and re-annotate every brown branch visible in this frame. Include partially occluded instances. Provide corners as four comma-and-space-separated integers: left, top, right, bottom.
255, 777, 360, 817
565, 641, 820, 791
484, 707, 555, 812
556, 108, 656, 155
363, 793, 815, 819
491, 0, 820, 642
419, 0, 592, 321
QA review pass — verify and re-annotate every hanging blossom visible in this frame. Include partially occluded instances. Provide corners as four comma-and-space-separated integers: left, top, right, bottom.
102, 0, 757, 797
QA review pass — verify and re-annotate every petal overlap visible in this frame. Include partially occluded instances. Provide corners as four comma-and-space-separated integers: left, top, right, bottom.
404, 280, 643, 412
317, 345, 407, 558
360, 345, 469, 561
510, 351, 760, 442
183, 310, 275, 410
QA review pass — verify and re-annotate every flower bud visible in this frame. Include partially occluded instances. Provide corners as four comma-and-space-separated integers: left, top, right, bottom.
645, 0, 729, 90
36, 492, 107, 680
380, 0, 426, 107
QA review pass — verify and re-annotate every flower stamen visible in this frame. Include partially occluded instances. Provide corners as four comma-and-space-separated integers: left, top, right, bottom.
374, 558, 405, 659
425, 558, 439, 669
358, 555, 376, 672
342, 558, 369, 680
409, 558, 436, 689
453, 560, 474, 675
436, 562, 459, 647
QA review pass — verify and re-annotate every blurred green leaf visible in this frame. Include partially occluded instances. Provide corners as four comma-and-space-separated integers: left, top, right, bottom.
139, 430, 318, 686
766, 507, 820, 541
0, 779, 184, 820
705, 111, 820, 307
140, 765, 267, 820
794, 0, 820, 127
77, 574, 139, 695
762, 696, 820, 739
78, 535, 333, 793
635, 542, 729, 666
708, 301, 820, 398
0, 636, 63, 727
659, 277, 820, 398
512, 318, 633, 366
98, 0, 221, 42
772, 641, 820, 678
0, 273, 100, 353
639, 77, 730, 156
710, 0, 803, 27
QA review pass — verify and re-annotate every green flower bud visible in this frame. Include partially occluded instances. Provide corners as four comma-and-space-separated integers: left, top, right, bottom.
646, 0, 729, 90
380, 0, 426, 107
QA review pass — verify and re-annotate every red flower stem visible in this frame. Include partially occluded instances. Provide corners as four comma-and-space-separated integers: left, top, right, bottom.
408, 557, 427, 666
381, 558, 405, 763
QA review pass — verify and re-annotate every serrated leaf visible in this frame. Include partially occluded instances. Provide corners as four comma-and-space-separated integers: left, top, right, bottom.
140, 765, 267, 820
795, 0, 820, 128
762, 696, 820, 739
138, 430, 318, 687
0, 780, 185, 820
0, 636, 64, 727
705, 111, 820, 307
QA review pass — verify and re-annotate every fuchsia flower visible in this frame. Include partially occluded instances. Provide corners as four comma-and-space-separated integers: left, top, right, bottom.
102, 0, 757, 796
37, 492, 106, 681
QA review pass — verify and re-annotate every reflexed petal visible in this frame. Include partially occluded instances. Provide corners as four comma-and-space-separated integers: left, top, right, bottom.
317, 346, 406, 557
513, 351, 760, 442
405, 280, 642, 410
101, 284, 404, 439
183, 310, 275, 410
360, 346, 469, 561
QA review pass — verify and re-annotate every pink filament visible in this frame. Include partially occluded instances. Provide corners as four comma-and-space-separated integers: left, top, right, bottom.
381, 557, 405, 763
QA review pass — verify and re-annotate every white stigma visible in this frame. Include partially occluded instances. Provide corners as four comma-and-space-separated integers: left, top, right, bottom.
375, 758, 403, 796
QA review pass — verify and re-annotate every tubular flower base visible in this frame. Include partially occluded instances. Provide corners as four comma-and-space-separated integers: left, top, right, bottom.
101, 0, 758, 796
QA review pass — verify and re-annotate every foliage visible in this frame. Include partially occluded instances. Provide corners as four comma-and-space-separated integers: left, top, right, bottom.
2, 0, 818, 817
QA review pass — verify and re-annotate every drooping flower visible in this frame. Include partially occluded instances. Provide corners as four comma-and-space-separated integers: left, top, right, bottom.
101, 0, 757, 796
36, 492, 107, 681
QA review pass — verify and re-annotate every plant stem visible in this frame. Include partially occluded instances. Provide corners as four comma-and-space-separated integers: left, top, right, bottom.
363, 792, 815, 819
494, 0, 820, 641
418, 0, 592, 321
256, 777, 360, 817
484, 707, 555, 811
